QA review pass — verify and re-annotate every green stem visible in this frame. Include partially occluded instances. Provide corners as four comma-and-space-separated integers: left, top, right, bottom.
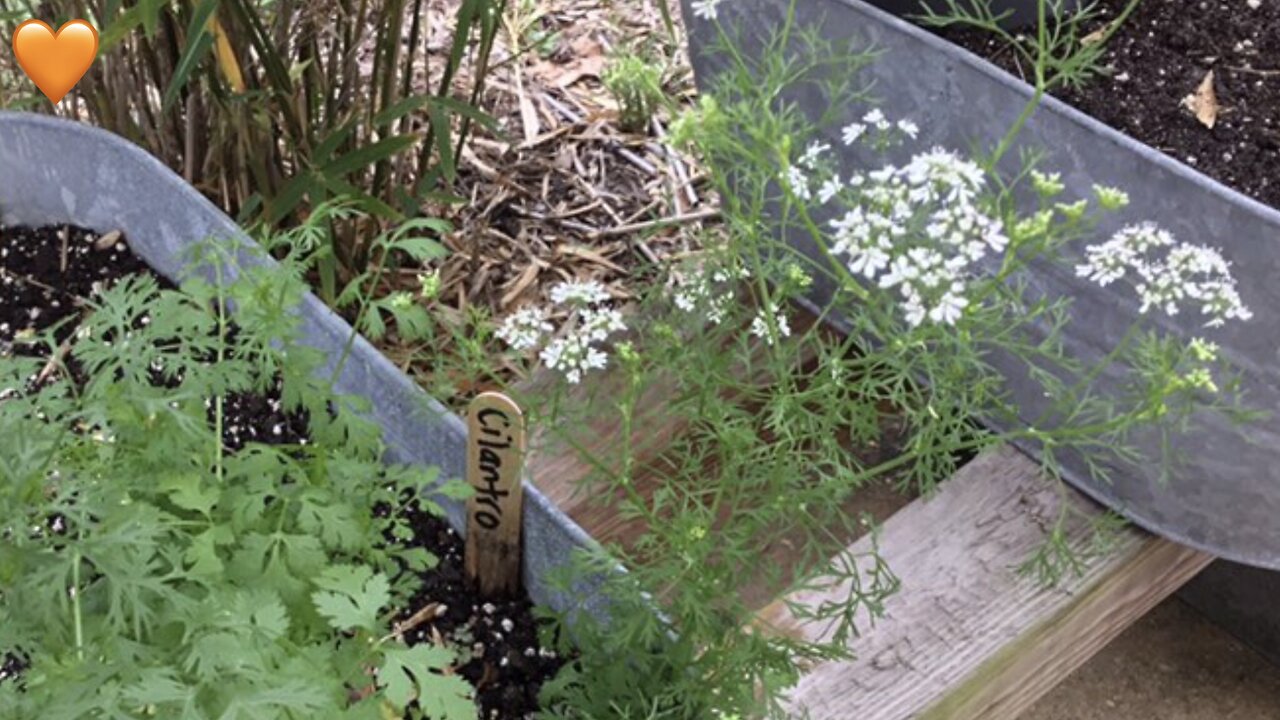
1029, 322, 1143, 432
71, 549, 84, 661
987, 0, 1049, 170
212, 255, 229, 484
329, 235, 394, 390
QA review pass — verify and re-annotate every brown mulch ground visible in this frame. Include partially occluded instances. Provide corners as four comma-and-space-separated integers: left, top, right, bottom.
381, 0, 718, 400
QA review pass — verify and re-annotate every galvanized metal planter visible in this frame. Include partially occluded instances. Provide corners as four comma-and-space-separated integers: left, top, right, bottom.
857, 0, 1074, 25
0, 110, 607, 619
681, 0, 1280, 569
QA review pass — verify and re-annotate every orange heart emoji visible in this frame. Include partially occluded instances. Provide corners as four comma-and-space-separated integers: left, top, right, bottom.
11, 19, 99, 104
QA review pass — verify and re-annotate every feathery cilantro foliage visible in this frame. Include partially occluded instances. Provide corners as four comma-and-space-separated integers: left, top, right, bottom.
500, 3, 1260, 718
0, 226, 476, 719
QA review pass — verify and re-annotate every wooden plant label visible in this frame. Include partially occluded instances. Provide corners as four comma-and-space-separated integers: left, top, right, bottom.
464, 391, 525, 596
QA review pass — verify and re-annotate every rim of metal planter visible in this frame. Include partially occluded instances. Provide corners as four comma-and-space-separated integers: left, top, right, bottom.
0, 110, 613, 618
682, 0, 1280, 568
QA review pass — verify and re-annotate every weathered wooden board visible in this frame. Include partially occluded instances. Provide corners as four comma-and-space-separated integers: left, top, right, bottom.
517, 311, 825, 546
758, 445, 1213, 720
513, 311, 912, 608
512, 301, 1212, 716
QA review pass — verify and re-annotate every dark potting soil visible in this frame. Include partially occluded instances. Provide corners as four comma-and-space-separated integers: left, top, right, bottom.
394, 503, 567, 720
0, 223, 313, 448
940, 0, 1280, 209
0, 223, 564, 719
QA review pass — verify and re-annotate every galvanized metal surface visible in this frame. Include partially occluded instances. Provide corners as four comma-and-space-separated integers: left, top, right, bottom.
682, 0, 1280, 569
857, 0, 1076, 26
0, 111, 609, 617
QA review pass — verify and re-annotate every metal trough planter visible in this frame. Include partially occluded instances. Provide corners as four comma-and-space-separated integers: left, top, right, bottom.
683, 0, 1280, 569
682, 0, 1280, 660
0, 110, 607, 620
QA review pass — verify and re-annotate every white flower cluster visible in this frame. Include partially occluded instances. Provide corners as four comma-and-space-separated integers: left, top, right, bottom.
691, 0, 723, 20
826, 146, 1008, 327
495, 306, 552, 351
782, 110, 918, 204
841, 108, 919, 147
672, 263, 750, 325
496, 279, 627, 384
1075, 222, 1251, 327
750, 304, 792, 345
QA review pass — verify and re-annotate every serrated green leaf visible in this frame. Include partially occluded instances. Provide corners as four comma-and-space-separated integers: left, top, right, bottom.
379, 644, 473, 719
389, 236, 449, 262
250, 595, 290, 640
388, 303, 432, 342
122, 669, 200, 715
417, 670, 477, 720
298, 496, 366, 551
162, 473, 220, 515
311, 565, 391, 632
185, 529, 225, 577
361, 305, 388, 340
400, 547, 439, 573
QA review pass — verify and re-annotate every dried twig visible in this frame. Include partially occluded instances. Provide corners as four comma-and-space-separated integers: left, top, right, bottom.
379, 601, 445, 644
591, 208, 720, 238
539, 91, 659, 176
0, 267, 87, 306
36, 337, 74, 386
59, 226, 69, 273
1226, 65, 1280, 77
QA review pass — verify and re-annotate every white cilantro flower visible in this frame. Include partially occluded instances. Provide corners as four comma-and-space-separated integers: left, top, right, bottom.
550, 279, 610, 305
580, 307, 626, 342
929, 282, 970, 325
817, 175, 843, 204
842, 122, 867, 145
862, 108, 890, 130
1077, 224, 1250, 327
846, 242, 892, 279
691, 0, 722, 20
539, 335, 608, 385
750, 304, 792, 346
784, 165, 812, 200
672, 264, 747, 326
799, 141, 830, 170
824, 144, 1006, 328
706, 292, 735, 325
496, 306, 553, 351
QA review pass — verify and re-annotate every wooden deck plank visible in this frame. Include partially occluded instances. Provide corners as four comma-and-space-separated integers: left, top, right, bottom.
757, 445, 1213, 720
517, 311, 824, 546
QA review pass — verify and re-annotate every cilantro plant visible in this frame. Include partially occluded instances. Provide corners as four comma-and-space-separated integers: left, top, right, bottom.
602, 49, 667, 133
476, 4, 1260, 718
0, 230, 476, 719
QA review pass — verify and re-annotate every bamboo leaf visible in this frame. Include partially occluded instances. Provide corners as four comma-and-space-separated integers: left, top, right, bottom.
324, 135, 419, 177
161, 0, 220, 113
429, 110, 456, 183
313, 119, 360, 165
210, 16, 246, 94
316, 176, 402, 222
265, 172, 318, 226
371, 95, 433, 128
426, 96, 500, 133
99, 0, 169, 47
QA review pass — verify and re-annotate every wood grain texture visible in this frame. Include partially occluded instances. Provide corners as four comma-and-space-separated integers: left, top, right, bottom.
758, 445, 1212, 720
464, 392, 526, 596
517, 312, 824, 547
